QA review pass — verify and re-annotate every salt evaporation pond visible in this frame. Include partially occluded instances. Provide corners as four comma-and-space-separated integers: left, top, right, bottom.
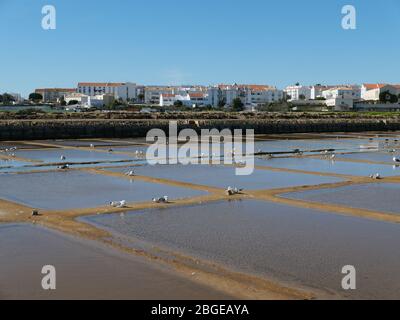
14, 148, 133, 163
283, 183, 400, 215
105, 164, 344, 190
45, 139, 132, 148
0, 171, 206, 210
338, 152, 397, 163
84, 199, 400, 299
255, 157, 400, 177
0, 224, 228, 299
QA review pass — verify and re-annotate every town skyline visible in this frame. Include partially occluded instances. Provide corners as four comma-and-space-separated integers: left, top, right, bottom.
3, 80, 399, 99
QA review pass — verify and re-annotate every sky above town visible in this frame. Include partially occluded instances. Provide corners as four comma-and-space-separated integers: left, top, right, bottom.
0, 0, 399, 96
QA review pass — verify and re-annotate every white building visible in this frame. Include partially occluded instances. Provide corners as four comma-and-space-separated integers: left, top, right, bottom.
64, 93, 87, 105
322, 87, 360, 100
284, 85, 312, 101
145, 86, 176, 105
35, 88, 76, 103
81, 94, 115, 108
159, 92, 209, 107
187, 92, 208, 106
324, 97, 354, 111
77, 82, 137, 102
244, 86, 283, 105
322, 87, 361, 111
207, 87, 221, 107
361, 84, 400, 101
311, 85, 329, 99
159, 93, 177, 106
217, 84, 283, 107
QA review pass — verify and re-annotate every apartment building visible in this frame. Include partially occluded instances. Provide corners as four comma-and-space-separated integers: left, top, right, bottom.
35, 88, 76, 102
77, 82, 137, 102
216, 84, 283, 106
159, 92, 208, 107
284, 85, 312, 101
144, 86, 176, 105
361, 84, 400, 101
321, 86, 361, 110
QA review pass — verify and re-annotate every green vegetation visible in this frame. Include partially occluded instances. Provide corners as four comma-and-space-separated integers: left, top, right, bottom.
379, 91, 399, 104
29, 92, 43, 102
0, 93, 15, 105
106, 99, 128, 110
15, 108, 46, 116
231, 98, 244, 111
173, 100, 184, 108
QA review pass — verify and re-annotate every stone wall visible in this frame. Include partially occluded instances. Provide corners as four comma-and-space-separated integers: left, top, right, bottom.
0, 118, 399, 140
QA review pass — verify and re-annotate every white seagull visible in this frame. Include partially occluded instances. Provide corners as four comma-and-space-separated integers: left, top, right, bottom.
369, 173, 381, 180
125, 170, 135, 176
226, 186, 243, 196
152, 196, 169, 203
110, 200, 127, 208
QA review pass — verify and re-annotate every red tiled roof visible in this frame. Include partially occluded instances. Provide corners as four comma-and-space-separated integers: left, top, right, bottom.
362, 83, 387, 90
189, 92, 206, 98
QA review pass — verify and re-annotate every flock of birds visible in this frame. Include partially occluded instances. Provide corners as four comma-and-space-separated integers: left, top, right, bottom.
109, 185, 244, 209
0, 146, 17, 159
5, 136, 400, 214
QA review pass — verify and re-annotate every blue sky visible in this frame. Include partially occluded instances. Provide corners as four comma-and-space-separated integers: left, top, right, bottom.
0, 0, 399, 96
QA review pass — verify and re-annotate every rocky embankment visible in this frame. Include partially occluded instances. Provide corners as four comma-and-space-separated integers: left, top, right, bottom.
0, 112, 399, 140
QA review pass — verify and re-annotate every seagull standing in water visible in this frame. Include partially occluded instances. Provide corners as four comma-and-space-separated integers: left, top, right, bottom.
393, 157, 400, 163
60, 155, 66, 161
125, 170, 135, 176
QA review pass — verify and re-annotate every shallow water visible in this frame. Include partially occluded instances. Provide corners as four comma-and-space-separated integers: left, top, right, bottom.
15, 148, 133, 163
46, 139, 131, 148
98, 145, 150, 154
84, 200, 400, 299
255, 157, 400, 177
0, 142, 52, 150
338, 152, 397, 163
0, 171, 206, 210
254, 139, 353, 153
0, 159, 31, 168
283, 183, 400, 215
0, 224, 228, 300
0, 160, 145, 173
106, 164, 343, 190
